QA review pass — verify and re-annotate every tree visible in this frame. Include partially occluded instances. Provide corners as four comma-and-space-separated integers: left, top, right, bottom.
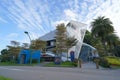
84, 30, 106, 56
22, 43, 29, 49
105, 33, 120, 55
65, 37, 78, 60
91, 16, 114, 55
55, 23, 66, 56
83, 30, 93, 45
11, 41, 20, 47
6, 41, 21, 62
1, 49, 9, 55
30, 39, 46, 52
114, 45, 120, 57
91, 16, 114, 44
7, 45, 21, 62
0, 49, 10, 62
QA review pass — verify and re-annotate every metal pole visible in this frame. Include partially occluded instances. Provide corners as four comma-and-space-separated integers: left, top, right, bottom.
24, 31, 32, 64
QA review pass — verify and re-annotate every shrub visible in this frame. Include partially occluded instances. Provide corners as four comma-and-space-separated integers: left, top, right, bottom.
31, 59, 38, 63
105, 56, 120, 66
99, 57, 110, 68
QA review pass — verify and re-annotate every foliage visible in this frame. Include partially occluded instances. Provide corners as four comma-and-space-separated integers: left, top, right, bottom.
54, 23, 67, 56
30, 39, 46, 52
99, 56, 120, 68
1, 49, 9, 55
65, 37, 78, 49
0, 54, 11, 62
83, 30, 93, 45
84, 30, 106, 56
65, 37, 78, 60
114, 45, 120, 57
90, 16, 120, 56
7, 46, 21, 61
105, 56, 120, 66
0, 41, 21, 62
0, 76, 12, 80
91, 16, 114, 39
11, 40, 20, 47
22, 43, 29, 49
99, 57, 110, 68
54, 23, 78, 59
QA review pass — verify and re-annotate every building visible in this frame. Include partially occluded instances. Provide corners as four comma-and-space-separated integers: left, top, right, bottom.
39, 21, 99, 62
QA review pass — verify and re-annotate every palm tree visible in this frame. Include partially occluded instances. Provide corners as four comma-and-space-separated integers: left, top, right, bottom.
91, 16, 114, 54
83, 30, 93, 45
91, 16, 114, 44
105, 33, 120, 55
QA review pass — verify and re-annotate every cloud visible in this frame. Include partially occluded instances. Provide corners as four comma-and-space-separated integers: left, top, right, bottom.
0, 17, 7, 23
64, 9, 77, 20
0, 0, 120, 38
7, 33, 18, 38
82, 0, 120, 36
1, 0, 53, 36
52, 20, 69, 28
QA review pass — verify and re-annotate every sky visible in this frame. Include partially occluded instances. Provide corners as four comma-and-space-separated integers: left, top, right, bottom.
0, 0, 120, 52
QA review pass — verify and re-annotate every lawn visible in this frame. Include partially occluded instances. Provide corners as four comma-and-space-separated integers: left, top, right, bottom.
0, 76, 12, 80
44, 61, 75, 67
0, 62, 37, 66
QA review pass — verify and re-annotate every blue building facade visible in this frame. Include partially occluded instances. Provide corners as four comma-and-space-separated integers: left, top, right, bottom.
18, 49, 41, 64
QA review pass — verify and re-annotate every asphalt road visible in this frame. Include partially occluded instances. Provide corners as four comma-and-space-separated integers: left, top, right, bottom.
0, 66, 120, 80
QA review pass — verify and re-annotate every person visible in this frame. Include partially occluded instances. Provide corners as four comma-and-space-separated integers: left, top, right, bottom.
70, 51, 75, 62
93, 50, 99, 60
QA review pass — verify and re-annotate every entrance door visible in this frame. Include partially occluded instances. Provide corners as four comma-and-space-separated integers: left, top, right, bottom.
21, 54, 26, 64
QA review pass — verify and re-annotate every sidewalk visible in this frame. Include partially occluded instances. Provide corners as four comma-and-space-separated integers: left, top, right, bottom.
81, 62, 103, 69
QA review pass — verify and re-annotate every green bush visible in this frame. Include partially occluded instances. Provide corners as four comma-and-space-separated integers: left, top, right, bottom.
32, 59, 38, 63
106, 56, 120, 66
99, 57, 110, 68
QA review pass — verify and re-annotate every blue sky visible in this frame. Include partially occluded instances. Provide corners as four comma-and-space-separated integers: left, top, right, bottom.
0, 0, 120, 52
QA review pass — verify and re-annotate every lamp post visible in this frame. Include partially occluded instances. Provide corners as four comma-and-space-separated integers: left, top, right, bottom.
24, 31, 32, 64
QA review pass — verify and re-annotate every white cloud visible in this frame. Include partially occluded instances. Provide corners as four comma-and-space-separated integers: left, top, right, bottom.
1, 0, 120, 38
52, 20, 69, 28
64, 9, 77, 21
83, 0, 120, 37
0, 17, 7, 23
2, 0, 51, 35
7, 33, 19, 39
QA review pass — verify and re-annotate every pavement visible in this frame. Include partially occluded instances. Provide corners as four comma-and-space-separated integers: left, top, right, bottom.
0, 63, 120, 80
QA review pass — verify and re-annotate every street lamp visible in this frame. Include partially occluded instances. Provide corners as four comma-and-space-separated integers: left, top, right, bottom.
24, 31, 32, 42
24, 31, 32, 64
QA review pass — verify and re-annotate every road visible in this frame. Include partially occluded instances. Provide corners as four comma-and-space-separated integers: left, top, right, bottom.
0, 66, 120, 80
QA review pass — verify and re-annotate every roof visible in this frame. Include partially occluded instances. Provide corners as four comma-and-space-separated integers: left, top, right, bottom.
39, 30, 57, 41
39, 20, 87, 41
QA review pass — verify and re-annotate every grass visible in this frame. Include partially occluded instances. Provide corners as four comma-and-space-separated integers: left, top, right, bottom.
0, 76, 12, 80
44, 61, 75, 67
0, 62, 37, 66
